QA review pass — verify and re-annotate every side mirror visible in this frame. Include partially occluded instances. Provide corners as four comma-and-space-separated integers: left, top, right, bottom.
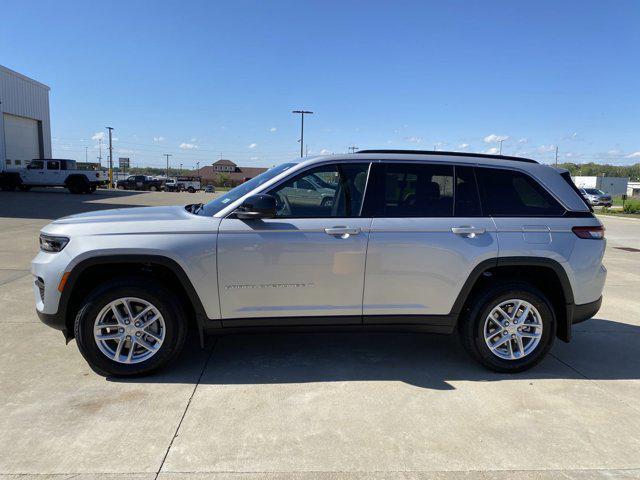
235, 194, 276, 220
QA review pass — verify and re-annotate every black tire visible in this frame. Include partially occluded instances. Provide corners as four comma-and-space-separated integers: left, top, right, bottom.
67, 185, 80, 194
150, 185, 158, 192
74, 277, 187, 377
18, 185, 31, 192
459, 282, 555, 373
187, 186, 195, 193
88, 185, 97, 193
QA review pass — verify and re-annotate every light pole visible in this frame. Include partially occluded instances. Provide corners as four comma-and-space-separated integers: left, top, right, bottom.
498, 139, 504, 155
163, 153, 172, 179
180, 163, 183, 173
292, 110, 313, 157
106, 127, 114, 187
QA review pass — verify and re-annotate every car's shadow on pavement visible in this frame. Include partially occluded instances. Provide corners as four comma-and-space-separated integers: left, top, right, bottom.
108, 318, 640, 390
0, 188, 149, 220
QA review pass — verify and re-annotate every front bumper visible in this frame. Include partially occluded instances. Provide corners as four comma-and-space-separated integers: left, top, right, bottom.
571, 296, 602, 324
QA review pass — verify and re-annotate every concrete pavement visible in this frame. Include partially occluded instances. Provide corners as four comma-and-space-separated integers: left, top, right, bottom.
0, 188, 639, 480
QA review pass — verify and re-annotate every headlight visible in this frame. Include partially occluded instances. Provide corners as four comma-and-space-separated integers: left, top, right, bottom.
39, 234, 69, 253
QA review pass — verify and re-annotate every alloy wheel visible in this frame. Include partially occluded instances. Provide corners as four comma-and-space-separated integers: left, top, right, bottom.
483, 299, 543, 360
93, 297, 165, 364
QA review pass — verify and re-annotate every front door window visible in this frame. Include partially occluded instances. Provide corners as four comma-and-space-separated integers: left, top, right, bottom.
267, 163, 369, 218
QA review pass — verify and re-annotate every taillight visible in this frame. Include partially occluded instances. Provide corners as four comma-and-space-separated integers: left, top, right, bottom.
572, 225, 605, 239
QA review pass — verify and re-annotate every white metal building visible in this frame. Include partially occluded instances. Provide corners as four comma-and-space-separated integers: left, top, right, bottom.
572, 175, 629, 196
0, 65, 51, 171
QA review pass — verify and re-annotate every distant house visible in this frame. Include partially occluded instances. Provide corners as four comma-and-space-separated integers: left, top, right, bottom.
195, 159, 268, 187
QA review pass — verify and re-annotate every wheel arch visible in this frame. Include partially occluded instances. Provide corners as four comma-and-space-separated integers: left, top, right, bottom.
451, 257, 575, 342
60, 254, 210, 343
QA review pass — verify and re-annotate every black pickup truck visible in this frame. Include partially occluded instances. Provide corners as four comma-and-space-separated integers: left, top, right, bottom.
116, 175, 164, 191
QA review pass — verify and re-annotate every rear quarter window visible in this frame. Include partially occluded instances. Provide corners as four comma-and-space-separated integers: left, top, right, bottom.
476, 167, 565, 217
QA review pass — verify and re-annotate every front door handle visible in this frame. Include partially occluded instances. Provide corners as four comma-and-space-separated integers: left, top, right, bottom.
324, 226, 361, 237
451, 226, 486, 238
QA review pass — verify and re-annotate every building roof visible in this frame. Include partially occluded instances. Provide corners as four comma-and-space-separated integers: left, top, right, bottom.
212, 159, 237, 167
0, 64, 50, 91
195, 165, 268, 181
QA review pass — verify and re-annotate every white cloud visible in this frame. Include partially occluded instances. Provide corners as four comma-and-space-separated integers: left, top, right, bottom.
250, 157, 259, 161
608, 149, 621, 155
269, 127, 277, 132
484, 147, 499, 154
484, 134, 509, 144
190, 137, 198, 142
179, 143, 198, 150
248, 143, 257, 149
405, 136, 422, 144
627, 152, 640, 158
458, 143, 470, 149
91, 132, 105, 141
518, 138, 528, 144
153, 136, 165, 142
319, 149, 331, 155
537, 145, 556, 153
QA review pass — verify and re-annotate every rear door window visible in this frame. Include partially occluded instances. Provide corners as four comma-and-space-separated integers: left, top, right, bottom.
476, 167, 565, 216
454, 166, 482, 217
363, 163, 454, 217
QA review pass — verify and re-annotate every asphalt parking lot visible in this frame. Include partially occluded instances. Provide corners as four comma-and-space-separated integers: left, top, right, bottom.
1, 188, 639, 480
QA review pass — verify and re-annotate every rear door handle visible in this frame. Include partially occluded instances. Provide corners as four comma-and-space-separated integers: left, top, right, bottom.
451, 226, 486, 238
324, 226, 361, 237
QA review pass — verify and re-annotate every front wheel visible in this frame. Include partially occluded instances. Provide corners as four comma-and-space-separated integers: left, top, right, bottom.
149, 185, 158, 191
74, 278, 187, 377
459, 282, 555, 373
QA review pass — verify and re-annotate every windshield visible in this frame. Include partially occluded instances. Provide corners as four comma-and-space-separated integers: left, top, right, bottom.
197, 162, 297, 216
584, 188, 605, 195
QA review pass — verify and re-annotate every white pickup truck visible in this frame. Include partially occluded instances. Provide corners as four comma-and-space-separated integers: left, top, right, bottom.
0, 159, 108, 194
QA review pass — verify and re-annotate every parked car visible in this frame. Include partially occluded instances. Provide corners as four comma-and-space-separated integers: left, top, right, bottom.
0, 159, 108, 194
164, 176, 201, 193
33, 150, 606, 376
204, 185, 216, 193
116, 175, 164, 191
579, 188, 612, 207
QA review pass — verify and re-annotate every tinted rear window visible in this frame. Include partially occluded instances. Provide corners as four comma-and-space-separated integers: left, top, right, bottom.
476, 168, 565, 217
363, 163, 454, 217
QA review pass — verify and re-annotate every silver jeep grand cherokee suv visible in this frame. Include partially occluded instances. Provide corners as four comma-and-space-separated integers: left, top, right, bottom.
33, 150, 606, 376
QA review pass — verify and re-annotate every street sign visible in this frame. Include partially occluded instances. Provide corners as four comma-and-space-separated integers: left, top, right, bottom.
118, 157, 130, 170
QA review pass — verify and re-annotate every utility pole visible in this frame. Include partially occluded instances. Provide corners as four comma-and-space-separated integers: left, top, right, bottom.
97, 138, 103, 167
348, 146, 358, 154
555, 146, 559, 166
180, 163, 183, 173
163, 154, 172, 179
106, 127, 114, 188
85, 146, 88, 163
499, 139, 504, 155
292, 110, 313, 157
196, 161, 200, 171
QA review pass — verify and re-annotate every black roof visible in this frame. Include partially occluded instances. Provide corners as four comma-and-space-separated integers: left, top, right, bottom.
357, 149, 538, 164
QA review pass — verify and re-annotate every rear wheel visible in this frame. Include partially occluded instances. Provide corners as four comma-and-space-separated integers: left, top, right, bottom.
149, 185, 158, 191
459, 282, 555, 373
187, 186, 195, 193
74, 278, 187, 377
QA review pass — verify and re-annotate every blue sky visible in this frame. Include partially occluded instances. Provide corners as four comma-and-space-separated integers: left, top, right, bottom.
1, 0, 639, 168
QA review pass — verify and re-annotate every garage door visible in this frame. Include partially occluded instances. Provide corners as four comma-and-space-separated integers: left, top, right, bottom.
3, 113, 40, 167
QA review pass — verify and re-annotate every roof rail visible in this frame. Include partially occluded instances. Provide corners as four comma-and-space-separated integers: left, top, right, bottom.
356, 149, 538, 164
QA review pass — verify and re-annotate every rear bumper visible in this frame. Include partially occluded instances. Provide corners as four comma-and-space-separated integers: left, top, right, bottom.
571, 296, 602, 324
